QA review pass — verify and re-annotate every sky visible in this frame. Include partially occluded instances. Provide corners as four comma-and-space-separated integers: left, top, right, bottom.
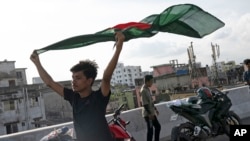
0, 0, 249, 84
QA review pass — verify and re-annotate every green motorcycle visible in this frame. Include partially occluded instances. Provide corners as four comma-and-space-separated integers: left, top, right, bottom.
167, 88, 241, 141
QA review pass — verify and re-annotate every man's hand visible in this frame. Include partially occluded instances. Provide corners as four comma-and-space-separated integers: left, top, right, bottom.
115, 31, 125, 42
114, 31, 125, 50
149, 114, 155, 120
30, 50, 40, 65
101, 31, 125, 97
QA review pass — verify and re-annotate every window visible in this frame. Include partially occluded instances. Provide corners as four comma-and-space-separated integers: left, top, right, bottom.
8, 80, 16, 87
30, 97, 39, 107
16, 72, 22, 79
4, 101, 15, 111
33, 119, 41, 128
5, 123, 18, 134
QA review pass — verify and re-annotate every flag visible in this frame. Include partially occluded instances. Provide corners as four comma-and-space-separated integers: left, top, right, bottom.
36, 3, 225, 54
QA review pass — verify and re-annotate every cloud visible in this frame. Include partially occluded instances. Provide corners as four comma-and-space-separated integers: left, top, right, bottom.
235, 13, 250, 42
213, 27, 232, 40
1, 0, 250, 84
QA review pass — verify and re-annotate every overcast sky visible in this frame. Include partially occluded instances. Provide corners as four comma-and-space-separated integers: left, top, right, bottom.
0, 0, 249, 84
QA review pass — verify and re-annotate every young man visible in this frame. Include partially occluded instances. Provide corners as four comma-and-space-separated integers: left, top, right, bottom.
30, 32, 125, 141
243, 59, 250, 86
140, 75, 161, 141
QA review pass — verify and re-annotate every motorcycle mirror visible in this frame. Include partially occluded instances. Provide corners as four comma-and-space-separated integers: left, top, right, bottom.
114, 104, 124, 116
118, 104, 124, 111
126, 121, 130, 125
114, 109, 120, 116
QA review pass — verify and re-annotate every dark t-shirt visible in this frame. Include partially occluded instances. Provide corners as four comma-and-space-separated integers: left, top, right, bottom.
243, 71, 250, 85
64, 88, 113, 141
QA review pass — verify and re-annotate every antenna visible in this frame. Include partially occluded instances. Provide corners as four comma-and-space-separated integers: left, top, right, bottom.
187, 42, 203, 88
211, 42, 220, 86
187, 42, 197, 78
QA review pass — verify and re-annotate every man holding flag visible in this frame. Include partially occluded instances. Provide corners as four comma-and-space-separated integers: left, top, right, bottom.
30, 31, 125, 141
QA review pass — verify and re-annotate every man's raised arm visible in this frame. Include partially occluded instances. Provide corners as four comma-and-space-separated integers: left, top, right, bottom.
101, 32, 125, 96
30, 50, 64, 97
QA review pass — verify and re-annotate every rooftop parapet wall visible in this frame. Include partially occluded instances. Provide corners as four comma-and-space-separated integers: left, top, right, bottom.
0, 86, 249, 141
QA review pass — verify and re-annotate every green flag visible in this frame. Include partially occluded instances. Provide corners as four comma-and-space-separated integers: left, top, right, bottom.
36, 3, 225, 54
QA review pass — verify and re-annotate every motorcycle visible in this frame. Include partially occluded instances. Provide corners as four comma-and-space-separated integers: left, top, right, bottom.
166, 87, 241, 141
40, 126, 74, 141
108, 104, 136, 141
41, 104, 135, 141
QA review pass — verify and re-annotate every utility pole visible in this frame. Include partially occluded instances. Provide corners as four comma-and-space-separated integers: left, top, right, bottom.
211, 42, 220, 86
187, 42, 196, 79
187, 42, 199, 88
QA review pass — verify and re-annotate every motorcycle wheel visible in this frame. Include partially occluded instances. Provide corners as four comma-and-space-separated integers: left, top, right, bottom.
171, 122, 201, 141
223, 111, 241, 136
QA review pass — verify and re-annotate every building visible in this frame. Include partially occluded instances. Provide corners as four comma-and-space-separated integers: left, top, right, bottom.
0, 60, 27, 87
151, 64, 175, 77
151, 62, 191, 90
111, 63, 143, 86
0, 85, 46, 135
0, 60, 46, 135
140, 71, 153, 78
224, 61, 236, 71
32, 77, 44, 84
151, 61, 210, 90
210, 61, 232, 85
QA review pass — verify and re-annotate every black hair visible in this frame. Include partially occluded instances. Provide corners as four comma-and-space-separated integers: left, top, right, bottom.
244, 59, 250, 65
144, 75, 153, 82
70, 59, 98, 80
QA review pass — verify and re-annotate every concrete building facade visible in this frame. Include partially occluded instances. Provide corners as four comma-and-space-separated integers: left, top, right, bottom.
0, 60, 45, 135
0, 60, 27, 87
111, 63, 143, 86
0, 85, 46, 135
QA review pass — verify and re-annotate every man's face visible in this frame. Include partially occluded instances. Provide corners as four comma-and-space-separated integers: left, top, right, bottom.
246, 63, 250, 69
71, 71, 92, 92
146, 79, 153, 87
